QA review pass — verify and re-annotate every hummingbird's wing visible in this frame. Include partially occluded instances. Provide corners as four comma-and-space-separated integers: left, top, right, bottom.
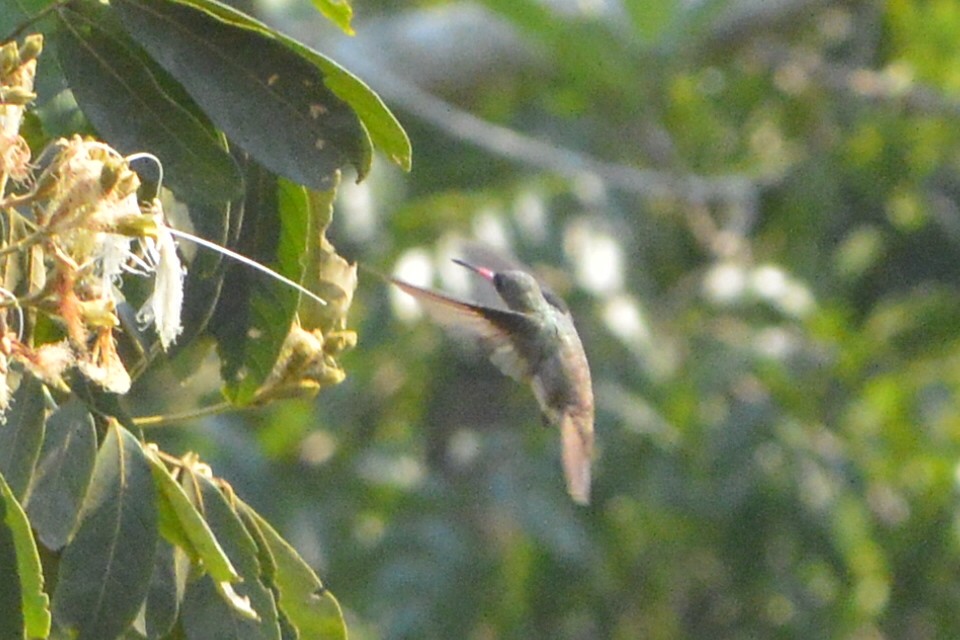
390, 277, 541, 381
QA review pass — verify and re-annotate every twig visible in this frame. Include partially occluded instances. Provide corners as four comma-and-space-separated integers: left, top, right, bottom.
342, 55, 762, 208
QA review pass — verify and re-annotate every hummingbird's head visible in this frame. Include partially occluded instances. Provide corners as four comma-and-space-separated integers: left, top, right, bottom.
453, 259, 549, 313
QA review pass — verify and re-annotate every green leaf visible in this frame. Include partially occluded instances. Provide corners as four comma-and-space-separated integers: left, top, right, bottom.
0, 471, 52, 639
52, 423, 159, 640
180, 472, 281, 640
0, 0, 54, 40
175, 199, 233, 350
112, 0, 373, 188
51, 1, 243, 205
217, 172, 310, 405
273, 36, 411, 173
237, 500, 347, 640
145, 448, 239, 582
116, 0, 410, 171
143, 541, 184, 639
0, 375, 48, 500
23, 399, 96, 550
0, 510, 23, 638
310, 0, 353, 36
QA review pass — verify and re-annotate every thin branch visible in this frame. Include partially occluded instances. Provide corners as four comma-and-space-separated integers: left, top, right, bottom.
342, 55, 762, 208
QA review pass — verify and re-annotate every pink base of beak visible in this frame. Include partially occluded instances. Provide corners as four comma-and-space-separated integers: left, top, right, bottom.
452, 259, 495, 281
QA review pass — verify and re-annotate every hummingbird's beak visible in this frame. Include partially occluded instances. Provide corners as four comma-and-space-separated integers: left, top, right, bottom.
452, 259, 495, 282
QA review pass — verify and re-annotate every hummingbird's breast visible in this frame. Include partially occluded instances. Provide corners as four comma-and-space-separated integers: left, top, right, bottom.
530, 310, 594, 422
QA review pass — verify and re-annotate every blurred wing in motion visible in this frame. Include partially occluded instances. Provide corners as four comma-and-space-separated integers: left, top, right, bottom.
389, 277, 539, 381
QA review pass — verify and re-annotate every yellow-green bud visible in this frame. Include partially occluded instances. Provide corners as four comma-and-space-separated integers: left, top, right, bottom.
0, 86, 35, 105
18, 35, 43, 64
114, 170, 140, 198
99, 160, 122, 194
324, 330, 357, 355
113, 213, 159, 238
0, 42, 19, 77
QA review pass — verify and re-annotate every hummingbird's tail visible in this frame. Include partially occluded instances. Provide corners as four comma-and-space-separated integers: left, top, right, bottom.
560, 412, 592, 505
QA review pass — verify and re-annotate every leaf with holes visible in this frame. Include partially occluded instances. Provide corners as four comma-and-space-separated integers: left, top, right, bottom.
112, 0, 372, 189
119, 0, 410, 172
214, 167, 310, 405
52, 1, 242, 204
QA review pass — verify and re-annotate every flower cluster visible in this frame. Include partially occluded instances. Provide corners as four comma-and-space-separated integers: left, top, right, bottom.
0, 36, 184, 410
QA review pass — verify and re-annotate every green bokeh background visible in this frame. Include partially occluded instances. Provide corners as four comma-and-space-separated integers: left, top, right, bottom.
143, 1, 960, 637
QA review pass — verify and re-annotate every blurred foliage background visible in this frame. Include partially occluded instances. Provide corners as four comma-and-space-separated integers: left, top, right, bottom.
136, 0, 960, 637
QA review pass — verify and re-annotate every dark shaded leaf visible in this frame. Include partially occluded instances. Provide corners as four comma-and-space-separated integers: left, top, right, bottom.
143, 540, 183, 639
124, 0, 409, 172
238, 500, 347, 640
215, 170, 310, 405
174, 199, 233, 351
285, 43, 410, 172
112, 0, 371, 188
0, 0, 54, 41
52, 423, 158, 640
51, 0, 242, 205
23, 399, 96, 550
0, 375, 48, 500
0, 471, 52, 639
146, 448, 238, 582
180, 472, 280, 640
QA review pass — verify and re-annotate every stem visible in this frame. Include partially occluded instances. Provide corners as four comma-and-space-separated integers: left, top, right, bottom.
134, 400, 235, 428
0, 227, 46, 258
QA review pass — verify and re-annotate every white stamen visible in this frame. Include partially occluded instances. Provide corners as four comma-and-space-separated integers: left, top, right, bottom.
165, 227, 327, 308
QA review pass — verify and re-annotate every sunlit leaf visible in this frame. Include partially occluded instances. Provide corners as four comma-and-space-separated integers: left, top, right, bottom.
23, 399, 96, 550
52, 422, 158, 640
310, 0, 353, 36
216, 171, 310, 405
0, 503, 22, 640
299, 182, 358, 332
145, 448, 239, 582
180, 471, 281, 639
0, 471, 52, 639
238, 500, 347, 640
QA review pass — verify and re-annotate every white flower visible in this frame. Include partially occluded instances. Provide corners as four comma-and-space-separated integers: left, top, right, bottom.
136, 211, 184, 351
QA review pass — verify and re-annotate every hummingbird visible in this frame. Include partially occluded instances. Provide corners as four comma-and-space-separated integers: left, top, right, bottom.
389, 257, 595, 505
